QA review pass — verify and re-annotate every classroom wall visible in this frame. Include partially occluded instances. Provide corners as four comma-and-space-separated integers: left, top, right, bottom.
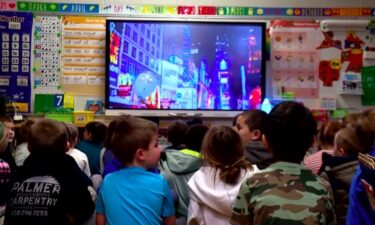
20, 0, 375, 8
2, 0, 375, 126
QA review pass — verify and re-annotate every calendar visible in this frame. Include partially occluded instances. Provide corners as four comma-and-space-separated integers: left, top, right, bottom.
0, 12, 32, 112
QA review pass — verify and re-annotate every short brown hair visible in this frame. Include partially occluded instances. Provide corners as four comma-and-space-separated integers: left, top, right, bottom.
342, 112, 360, 128
28, 119, 68, 153
167, 120, 188, 149
240, 110, 268, 133
0, 115, 13, 123
84, 121, 107, 143
355, 109, 375, 152
335, 127, 364, 157
104, 115, 132, 149
111, 116, 158, 166
18, 119, 35, 143
65, 123, 79, 145
201, 126, 251, 185
318, 120, 344, 149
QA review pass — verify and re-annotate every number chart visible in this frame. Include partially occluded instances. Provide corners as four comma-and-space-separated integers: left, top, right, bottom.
33, 15, 62, 88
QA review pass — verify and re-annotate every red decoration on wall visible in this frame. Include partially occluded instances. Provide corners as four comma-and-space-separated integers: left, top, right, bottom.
342, 32, 364, 73
177, 6, 195, 15
316, 31, 342, 50
319, 60, 341, 86
197, 6, 216, 15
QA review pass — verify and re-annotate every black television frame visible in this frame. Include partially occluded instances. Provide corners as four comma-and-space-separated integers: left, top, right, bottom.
105, 18, 266, 118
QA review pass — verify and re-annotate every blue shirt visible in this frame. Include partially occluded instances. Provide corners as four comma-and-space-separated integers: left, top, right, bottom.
346, 148, 375, 225
102, 158, 160, 178
96, 167, 175, 225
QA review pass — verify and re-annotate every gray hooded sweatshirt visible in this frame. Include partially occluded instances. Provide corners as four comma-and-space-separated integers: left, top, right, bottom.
159, 149, 202, 218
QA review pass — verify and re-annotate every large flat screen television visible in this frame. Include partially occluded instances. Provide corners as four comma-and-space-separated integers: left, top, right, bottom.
105, 18, 266, 117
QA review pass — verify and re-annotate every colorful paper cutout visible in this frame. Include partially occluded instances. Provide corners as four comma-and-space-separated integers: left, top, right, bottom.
342, 32, 364, 73
319, 59, 341, 86
316, 31, 342, 49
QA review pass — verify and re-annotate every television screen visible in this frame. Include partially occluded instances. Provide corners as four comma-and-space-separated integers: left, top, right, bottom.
105, 19, 266, 117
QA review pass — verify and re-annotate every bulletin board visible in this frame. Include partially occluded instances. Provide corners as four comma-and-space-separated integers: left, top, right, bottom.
317, 20, 373, 110
0, 11, 32, 112
1, 1, 375, 114
61, 16, 105, 96
270, 20, 321, 100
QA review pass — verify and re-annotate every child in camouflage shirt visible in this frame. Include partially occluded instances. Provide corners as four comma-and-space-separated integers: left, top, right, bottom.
230, 101, 336, 225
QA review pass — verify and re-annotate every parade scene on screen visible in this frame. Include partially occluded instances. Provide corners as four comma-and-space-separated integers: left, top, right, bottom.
107, 20, 264, 110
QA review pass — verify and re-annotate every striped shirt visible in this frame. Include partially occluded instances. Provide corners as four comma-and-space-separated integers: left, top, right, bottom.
303, 150, 334, 174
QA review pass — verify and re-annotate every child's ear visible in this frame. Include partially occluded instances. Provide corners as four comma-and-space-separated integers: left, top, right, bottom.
251, 129, 262, 141
135, 148, 146, 161
64, 141, 70, 153
337, 147, 345, 156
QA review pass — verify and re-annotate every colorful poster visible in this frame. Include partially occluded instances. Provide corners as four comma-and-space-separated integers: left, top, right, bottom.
61, 16, 105, 95
85, 99, 104, 114
33, 16, 61, 88
270, 20, 320, 99
0, 12, 32, 112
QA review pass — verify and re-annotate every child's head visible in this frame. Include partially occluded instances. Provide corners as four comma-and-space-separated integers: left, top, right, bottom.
83, 121, 107, 143
317, 120, 344, 150
111, 116, 159, 168
27, 119, 69, 154
17, 119, 35, 144
65, 123, 79, 149
0, 115, 14, 143
342, 112, 360, 128
235, 110, 267, 143
185, 124, 209, 152
167, 120, 188, 149
201, 126, 251, 185
355, 109, 375, 152
232, 113, 241, 127
334, 127, 363, 157
264, 101, 316, 163
104, 118, 120, 150
0, 123, 8, 153
104, 115, 132, 150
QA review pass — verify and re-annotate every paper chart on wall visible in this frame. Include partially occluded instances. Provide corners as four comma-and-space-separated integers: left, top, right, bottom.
0, 12, 32, 112
33, 16, 61, 88
61, 16, 105, 95
270, 21, 321, 99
